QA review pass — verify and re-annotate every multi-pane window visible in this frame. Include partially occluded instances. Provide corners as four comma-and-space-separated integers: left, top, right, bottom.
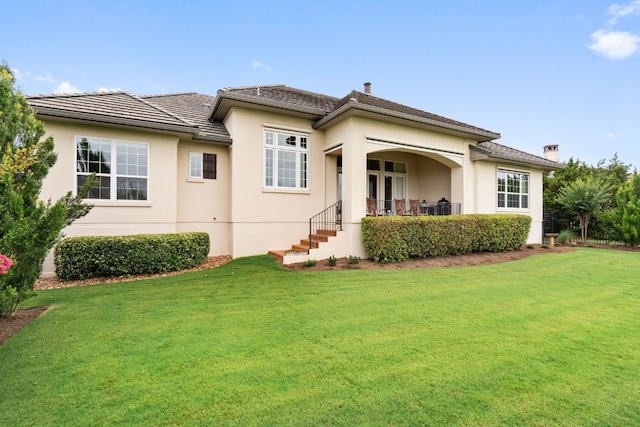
76, 136, 148, 201
497, 170, 529, 209
264, 129, 309, 190
189, 152, 217, 180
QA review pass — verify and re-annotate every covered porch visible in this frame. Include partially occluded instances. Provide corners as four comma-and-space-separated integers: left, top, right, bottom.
329, 138, 467, 223
366, 197, 461, 216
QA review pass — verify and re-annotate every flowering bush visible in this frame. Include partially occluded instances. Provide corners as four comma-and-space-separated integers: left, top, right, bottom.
0, 255, 13, 274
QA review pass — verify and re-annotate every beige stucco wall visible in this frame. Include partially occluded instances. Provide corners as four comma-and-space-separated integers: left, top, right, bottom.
474, 161, 545, 244
35, 109, 547, 276
39, 120, 180, 276
176, 142, 231, 256
222, 108, 331, 257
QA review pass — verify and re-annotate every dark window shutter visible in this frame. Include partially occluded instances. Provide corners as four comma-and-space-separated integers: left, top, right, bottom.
203, 153, 217, 179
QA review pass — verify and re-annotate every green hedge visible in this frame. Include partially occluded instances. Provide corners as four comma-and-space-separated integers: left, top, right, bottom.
362, 214, 532, 263
54, 232, 210, 280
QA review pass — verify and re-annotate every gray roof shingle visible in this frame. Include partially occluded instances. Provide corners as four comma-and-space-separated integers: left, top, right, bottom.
141, 93, 231, 142
26, 85, 560, 170
474, 141, 562, 170
217, 85, 340, 113
214, 85, 500, 141
333, 90, 499, 138
27, 91, 198, 133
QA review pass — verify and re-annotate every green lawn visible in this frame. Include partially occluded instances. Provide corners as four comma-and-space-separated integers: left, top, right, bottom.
1, 248, 639, 426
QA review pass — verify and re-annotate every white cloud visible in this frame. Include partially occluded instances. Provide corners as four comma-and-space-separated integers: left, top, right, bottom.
35, 73, 57, 84
605, 132, 622, 139
589, 29, 640, 59
53, 81, 81, 94
97, 87, 122, 92
11, 68, 31, 80
607, 0, 640, 25
252, 60, 272, 71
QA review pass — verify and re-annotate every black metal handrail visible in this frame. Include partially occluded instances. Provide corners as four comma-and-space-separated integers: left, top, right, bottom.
309, 200, 342, 250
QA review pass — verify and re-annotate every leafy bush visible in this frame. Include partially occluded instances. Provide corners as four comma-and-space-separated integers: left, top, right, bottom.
347, 255, 361, 265
557, 229, 574, 244
54, 232, 210, 280
327, 255, 337, 267
303, 259, 317, 267
1, 63, 94, 316
362, 214, 531, 263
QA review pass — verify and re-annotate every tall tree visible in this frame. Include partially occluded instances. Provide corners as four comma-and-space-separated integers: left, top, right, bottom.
0, 62, 94, 315
556, 177, 610, 243
614, 173, 640, 246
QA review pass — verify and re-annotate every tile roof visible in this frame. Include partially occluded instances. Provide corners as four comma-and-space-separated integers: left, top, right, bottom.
217, 84, 340, 113
474, 141, 562, 170
214, 85, 500, 141
26, 85, 559, 170
140, 93, 231, 142
332, 90, 499, 139
27, 91, 197, 133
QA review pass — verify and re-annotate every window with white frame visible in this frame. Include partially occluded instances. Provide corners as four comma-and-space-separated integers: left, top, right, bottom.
76, 136, 148, 201
497, 169, 529, 209
189, 152, 217, 180
263, 129, 309, 190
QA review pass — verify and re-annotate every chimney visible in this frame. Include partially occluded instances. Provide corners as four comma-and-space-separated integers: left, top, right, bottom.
364, 82, 371, 94
543, 144, 559, 162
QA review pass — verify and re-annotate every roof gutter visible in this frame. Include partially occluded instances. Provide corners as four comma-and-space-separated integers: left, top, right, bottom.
33, 106, 200, 135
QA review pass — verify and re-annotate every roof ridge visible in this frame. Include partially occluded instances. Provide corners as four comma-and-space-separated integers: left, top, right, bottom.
140, 92, 203, 99
219, 84, 286, 92
26, 90, 128, 99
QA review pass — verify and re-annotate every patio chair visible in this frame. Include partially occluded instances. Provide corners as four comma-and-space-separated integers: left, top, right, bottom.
409, 199, 420, 216
366, 197, 384, 216
394, 199, 411, 216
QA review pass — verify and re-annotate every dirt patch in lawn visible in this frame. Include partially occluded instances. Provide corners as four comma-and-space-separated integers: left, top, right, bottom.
0, 306, 48, 346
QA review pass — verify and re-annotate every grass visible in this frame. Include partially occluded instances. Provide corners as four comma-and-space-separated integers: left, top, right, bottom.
1, 248, 639, 425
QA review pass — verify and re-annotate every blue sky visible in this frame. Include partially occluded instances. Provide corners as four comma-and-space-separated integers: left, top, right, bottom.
4, 0, 640, 169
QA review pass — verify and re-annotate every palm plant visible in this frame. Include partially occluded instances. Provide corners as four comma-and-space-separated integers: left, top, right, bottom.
557, 177, 610, 243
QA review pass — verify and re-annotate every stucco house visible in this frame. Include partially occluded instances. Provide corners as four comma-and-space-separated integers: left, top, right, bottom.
28, 83, 561, 276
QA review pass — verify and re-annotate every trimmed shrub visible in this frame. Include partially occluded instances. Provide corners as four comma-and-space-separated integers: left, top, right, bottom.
362, 214, 531, 263
54, 232, 210, 280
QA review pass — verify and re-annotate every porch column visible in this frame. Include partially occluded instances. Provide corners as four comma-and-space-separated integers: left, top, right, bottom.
451, 166, 464, 213
342, 137, 367, 224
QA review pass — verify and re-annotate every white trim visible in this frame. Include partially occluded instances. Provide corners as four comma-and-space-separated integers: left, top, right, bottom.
75, 135, 150, 202
189, 151, 203, 179
262, 123, 313, 134
497, 168, 530, 210
262, 128, 310, 192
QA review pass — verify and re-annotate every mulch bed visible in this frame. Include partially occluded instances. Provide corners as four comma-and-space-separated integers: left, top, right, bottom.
285, 245, 576, 271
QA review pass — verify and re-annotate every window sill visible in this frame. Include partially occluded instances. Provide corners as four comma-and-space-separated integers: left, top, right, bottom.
186, 177, 205, 183
497, 207, 530, 213
262, 187, 311, 195
87, 200, 152, 207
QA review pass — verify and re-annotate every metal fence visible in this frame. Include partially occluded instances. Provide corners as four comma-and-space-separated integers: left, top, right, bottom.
543, 211, 626, 246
